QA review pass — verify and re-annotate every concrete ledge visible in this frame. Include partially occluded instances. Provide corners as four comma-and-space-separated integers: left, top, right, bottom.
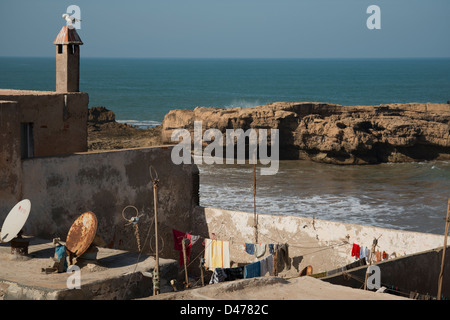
0, 238, 178, 300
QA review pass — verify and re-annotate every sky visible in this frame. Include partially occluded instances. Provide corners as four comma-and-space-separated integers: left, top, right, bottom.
0, 0, 449, 59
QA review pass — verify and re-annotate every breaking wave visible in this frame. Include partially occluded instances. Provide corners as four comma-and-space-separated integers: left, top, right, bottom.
117, 120, 161, 129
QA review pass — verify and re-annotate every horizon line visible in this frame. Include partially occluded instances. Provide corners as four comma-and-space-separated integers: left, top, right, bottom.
1, 56, 450, 60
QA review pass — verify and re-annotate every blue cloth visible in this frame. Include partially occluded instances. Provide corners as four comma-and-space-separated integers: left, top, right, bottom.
268, 244, 275, 254
245, 243, 255, 255
55, 245, 68, 272
244, 261, 261, 279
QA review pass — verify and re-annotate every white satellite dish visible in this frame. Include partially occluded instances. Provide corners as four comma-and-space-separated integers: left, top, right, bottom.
1, 199, 31, 243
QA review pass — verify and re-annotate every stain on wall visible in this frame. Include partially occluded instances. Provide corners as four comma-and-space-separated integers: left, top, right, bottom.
18, 147, 199, 262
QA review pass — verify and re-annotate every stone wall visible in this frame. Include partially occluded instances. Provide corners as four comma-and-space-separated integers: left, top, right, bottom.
0, 101, 21, 206
0, 89, 88, 157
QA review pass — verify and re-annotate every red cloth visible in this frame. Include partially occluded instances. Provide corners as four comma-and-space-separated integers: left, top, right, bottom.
172, 229, 191, 267
351, 243, 360, 258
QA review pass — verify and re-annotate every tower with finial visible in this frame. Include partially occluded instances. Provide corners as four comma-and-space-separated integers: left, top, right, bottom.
53, 15, 83, 92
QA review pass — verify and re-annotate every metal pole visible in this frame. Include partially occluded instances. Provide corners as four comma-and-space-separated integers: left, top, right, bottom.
151, 167, 160, 296
437, 198, 450, 300
364, 238, 377, 290
253, 159, 258, 244
181, 238, 189, 288
200, 258, 205, 286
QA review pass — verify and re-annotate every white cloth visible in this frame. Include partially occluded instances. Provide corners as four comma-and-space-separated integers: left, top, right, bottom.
254, 244, 266, 258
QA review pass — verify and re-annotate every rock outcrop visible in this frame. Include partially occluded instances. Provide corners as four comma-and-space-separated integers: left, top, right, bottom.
88, 107, 162, 151
88, 106, 116, 125
161, 102, 450, 164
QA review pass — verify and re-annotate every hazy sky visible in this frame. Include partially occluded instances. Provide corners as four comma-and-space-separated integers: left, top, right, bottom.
0, 0, 449, 58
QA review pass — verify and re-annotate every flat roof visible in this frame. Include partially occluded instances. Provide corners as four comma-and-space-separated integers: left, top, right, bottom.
0, 89, 86, 96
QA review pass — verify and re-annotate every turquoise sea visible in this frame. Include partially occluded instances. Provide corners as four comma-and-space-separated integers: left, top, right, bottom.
1, 57, 449, 234
1, 57, 450, 125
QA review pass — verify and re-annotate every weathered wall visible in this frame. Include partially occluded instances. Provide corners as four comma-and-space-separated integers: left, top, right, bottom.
323, 245, 450, 298
190, 207, 445, 277
56, 44, 81, 93
15, 146, 199, 260
0, 90, 88, 157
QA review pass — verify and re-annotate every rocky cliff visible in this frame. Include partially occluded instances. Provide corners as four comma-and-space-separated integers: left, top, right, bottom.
161, 102, 450, 164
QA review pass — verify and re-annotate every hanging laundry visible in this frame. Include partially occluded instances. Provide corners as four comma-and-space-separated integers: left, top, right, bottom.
209, 267, 244, 284
351, 243, 360, 258
209, 268, 228, 284
359, 246, 366, 259
365, 247, 370, 261
225, 267, 244, 281
268, 244, 275, 254
172, 229, 192, 267
275, 243, 290, 271
223, 241, 230, 268
204, 238, 213, 269
254, 244, 266, 258
360, 246, 370, 261
204, 238, 230, 270
245, 243, 255, 255
260, 255, 273, 276
211, 239, 223, 268
244, 261, 261, 279
376, 250, 381, 262
190, 234, 201, 246
382, 251, 388, 260
246, 243, 268, 258
55, 244, 68, 272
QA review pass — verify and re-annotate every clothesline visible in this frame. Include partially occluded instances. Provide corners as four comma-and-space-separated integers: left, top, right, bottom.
170, 225, 356, 277
351, 241, 406, 264
171, 228, 292, 284
258, 230, 350, 250
171, 228, 287, 265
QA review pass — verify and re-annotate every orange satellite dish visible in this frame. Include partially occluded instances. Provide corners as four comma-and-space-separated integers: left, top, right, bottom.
65, 211, 98, 257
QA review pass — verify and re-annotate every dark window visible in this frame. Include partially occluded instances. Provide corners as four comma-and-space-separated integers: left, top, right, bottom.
68, 44, 73, 54
20, 123, 34, 159
58, 45, 63, 54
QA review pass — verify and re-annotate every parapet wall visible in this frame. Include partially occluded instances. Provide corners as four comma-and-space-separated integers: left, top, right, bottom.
0, 90, 88, 157
190, 206, 445, 276
0, 101, 21, 207
4, 146, 199, 259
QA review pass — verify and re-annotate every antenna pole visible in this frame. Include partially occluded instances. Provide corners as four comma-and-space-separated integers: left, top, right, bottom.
437, 198, 450, 300
150, 167, 160, 296
253, 153, 258, 244
182, 238, 190, 288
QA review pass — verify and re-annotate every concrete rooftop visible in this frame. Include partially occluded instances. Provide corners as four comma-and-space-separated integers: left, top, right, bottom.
0, 237, 177, 300
0, 89, 84, 96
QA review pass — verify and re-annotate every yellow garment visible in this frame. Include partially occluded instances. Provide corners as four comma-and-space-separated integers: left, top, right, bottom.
211, 240, 223, 269
204, 238, 230, 270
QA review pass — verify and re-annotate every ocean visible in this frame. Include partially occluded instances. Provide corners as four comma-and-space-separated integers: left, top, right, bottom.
1, 57, 449, 234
